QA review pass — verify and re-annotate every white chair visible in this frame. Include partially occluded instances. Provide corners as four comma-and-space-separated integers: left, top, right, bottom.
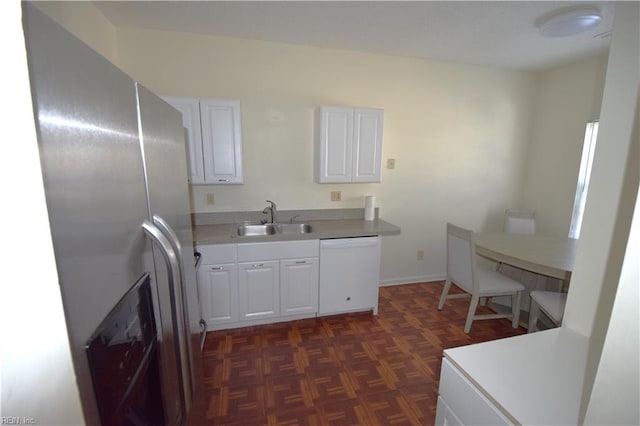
528, 291, 567, 333
497, 209, 536, 273
504, 209, 536, 234
438, 223, 525, 333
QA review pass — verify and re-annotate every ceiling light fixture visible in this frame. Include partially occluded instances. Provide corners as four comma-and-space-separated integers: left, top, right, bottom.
538, 6, 603, 37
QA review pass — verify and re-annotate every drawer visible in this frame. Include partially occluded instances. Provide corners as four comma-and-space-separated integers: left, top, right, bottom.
237, 240, 319, 261
438, 358, 512, 425
196, 243, 236, 264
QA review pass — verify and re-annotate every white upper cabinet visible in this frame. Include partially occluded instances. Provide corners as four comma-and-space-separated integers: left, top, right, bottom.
162, 96, 243, 184
352, 108, 384, 182
162, 97, 204, 184
200, 99, 243, 184
315, 106, 384, 183
317, 106, 354, 183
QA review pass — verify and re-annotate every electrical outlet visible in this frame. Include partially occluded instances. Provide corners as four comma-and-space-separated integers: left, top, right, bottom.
387, 158, 396, 169
417, 250, 424, 260
331, 191, 342, 202
206, 193, 215, 205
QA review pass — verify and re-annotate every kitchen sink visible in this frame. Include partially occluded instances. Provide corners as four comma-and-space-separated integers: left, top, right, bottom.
236, 224, 277, 236
236, 223, 313, 237
276, 223, 313, 234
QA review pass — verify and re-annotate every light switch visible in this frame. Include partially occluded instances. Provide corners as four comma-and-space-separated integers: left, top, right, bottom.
331, 191, 342, 202
387, 158, 396, 169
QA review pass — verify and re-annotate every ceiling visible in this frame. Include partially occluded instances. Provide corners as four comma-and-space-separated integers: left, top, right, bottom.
93, 1, 615, 72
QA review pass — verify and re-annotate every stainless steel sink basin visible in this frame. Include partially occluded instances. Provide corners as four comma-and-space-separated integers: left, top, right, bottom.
276, 223, 313, 234
236, 223, 313, 237
236, 224, 277, 236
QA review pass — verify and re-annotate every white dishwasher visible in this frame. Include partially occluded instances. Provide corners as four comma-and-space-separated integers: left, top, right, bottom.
319, 236, 381, 315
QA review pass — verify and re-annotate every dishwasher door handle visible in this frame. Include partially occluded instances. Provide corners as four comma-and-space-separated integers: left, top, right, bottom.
320, 237, 379, 249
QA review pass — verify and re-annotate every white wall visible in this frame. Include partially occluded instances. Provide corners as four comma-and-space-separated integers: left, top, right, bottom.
523, 55, 608, 236
31, 2, 612, 287
564, 0, 639, 339
584, 104, 638, 424
33, 1, 118, 64
114, 28, 538, 284
554, 1, 639, 421
0, 2, 84, 424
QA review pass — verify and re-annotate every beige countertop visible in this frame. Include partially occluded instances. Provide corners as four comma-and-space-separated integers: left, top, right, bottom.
193, 218, 401, 245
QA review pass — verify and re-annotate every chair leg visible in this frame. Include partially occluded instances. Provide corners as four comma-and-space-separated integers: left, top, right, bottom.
528, 298, 540, 333
512, 291, 522, 329
464, 294, 480, 334
438, 279, 452, 310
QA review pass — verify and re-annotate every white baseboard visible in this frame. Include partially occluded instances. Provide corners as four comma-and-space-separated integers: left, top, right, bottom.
379, 274, 446, 287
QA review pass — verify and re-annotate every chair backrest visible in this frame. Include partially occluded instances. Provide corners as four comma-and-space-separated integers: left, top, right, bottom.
504, 209, 536, 234
446, 223, 477, 294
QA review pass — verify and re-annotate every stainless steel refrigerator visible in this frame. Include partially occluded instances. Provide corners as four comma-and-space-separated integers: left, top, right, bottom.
23, 4, 202, 424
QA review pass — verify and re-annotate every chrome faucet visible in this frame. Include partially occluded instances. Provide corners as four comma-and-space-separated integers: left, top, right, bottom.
262, 200, 277, 224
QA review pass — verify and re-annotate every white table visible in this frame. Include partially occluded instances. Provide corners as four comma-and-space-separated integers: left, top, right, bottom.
475, 233, 578, 282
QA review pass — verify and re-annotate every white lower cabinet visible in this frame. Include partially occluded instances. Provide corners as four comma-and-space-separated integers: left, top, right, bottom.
435, 396, 463, 426
238, 260, 280, 320
197, 244, 238, 329
198, 263, 238, 327
280, 258, 319, 316
196, 240, 320, 330
436, 358, 511, 425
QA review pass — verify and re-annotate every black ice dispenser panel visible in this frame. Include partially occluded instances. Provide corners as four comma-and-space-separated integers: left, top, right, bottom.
86, 274, 164, 425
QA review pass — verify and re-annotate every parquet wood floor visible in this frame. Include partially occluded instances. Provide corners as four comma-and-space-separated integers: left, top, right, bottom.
192, 281, 526, 425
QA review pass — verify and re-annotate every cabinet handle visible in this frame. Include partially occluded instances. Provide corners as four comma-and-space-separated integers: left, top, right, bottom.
218, 179, 230, 182
295, 261, 307, 264
210, 267, 223, 271
252, 263, 264, 267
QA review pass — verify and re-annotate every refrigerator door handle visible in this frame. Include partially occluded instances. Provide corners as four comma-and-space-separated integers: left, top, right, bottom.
152, 215, 188, 327
153, 214, 184, 262
141, 220, 187, 422
152, 214, 197, 395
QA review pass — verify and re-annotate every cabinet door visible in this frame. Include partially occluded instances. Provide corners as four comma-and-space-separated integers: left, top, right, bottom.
280, 258, 319, 316
438, 358, 511, 425
161, 96, 204, 184
198, 263, 238, 328
316, 106, 354, 183
200, 99, 243, 184
352, 108, 384, 183
238, 260, 279, 320
435, 396, 464, 426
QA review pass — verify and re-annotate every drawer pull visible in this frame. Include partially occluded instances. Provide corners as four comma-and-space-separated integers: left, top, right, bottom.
295, 261, 307, 264
210, 267, 223, 271
252, 263, 264, 268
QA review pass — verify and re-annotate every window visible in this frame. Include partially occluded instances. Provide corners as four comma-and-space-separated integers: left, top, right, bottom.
568, 121, 599, 239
